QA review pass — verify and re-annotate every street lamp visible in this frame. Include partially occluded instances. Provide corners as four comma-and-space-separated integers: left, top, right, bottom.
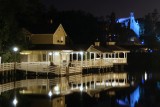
13, 47, 18, 53
12, 46, 19, 86
12, 46, 18, 107
13, 46, 19, 70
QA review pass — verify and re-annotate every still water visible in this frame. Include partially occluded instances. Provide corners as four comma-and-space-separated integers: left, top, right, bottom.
1, 69, 160, 107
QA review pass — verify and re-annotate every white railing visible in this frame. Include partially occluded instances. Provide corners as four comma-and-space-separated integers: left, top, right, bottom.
0, 63, 14, 72
106, 58, 127, 64
71, 59, 113, 68
0, 58, 126, 75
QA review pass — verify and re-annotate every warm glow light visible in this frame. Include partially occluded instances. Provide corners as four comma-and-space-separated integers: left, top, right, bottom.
54, 52, 59, 56
49, 52, 52, 56
85, 86, 88, 90
20, 52, 31, 55
80, 51, 83, 55
54, 85, 59, 91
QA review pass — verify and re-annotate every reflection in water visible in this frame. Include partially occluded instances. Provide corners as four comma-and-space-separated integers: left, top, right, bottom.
0, 72, 129, 107
1, 72, 160, 107
0, 73, 129, 95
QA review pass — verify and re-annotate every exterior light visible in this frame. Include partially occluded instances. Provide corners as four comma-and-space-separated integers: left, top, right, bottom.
54, 85, 59, 92
80, 52, 83, 55
54, 85, 60, 94
13, 47, 18, 52
54, 52, 59, 56
49, 52, 52, 56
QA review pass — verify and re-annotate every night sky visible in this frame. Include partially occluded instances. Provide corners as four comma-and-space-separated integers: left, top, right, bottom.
42, 0, 160, 18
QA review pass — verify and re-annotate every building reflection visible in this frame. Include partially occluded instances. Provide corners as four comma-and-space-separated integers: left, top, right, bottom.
0, 72, 128, 95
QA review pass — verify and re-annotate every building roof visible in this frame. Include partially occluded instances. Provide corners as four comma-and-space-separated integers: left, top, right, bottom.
28, 44, 73, 51
70, 44, 91, 52
87, 45, 112, 53
105, 45, 130, 52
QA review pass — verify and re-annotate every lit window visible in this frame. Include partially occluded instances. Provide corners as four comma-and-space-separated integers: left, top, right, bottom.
61, 37, 63, 41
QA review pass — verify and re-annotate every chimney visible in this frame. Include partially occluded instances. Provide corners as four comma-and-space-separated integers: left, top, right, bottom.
94, 38, 100, 46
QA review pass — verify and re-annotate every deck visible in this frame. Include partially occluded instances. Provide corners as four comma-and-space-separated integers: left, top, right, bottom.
0, 58, 126, 75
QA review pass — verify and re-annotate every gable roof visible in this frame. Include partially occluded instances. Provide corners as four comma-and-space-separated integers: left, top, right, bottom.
87, 45, 112, 53
53, 24, 67, 37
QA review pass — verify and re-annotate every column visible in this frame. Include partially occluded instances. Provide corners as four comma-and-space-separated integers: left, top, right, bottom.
94, 53, 96, 66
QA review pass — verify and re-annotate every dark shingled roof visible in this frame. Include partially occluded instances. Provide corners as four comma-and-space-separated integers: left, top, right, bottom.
93, 46, 112, 52
27, 44, 129, 52
105, 45, 129, 51
71, 44, 91, 51
28, 44, 73, 50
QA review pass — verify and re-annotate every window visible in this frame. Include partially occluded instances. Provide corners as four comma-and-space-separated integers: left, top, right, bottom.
42, 54, 46, 61
61, 36, 63, 42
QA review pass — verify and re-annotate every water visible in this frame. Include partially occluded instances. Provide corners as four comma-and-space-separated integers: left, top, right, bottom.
1, 53, 160, 107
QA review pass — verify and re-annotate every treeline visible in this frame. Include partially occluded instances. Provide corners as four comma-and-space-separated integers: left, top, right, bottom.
0, 0, 160, 62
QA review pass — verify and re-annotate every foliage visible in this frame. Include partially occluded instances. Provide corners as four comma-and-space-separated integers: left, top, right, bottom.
0, 0, 160, 62
143, 9, 160, 47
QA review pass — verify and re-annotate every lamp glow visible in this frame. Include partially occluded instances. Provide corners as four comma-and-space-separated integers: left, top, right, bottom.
13, 47, 18, 52
13, 97, 18, 106
48, 90, 53, 97
54, 85, 59, 92
144, 72, 147, 81
80, 52, 83, 55
49, 52, 52, 56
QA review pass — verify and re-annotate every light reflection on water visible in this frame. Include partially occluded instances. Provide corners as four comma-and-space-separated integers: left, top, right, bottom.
0, 72, 128, 95
1, 71, 160, 107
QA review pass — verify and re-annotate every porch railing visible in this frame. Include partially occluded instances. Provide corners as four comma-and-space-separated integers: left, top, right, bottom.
0, 58, 127, 74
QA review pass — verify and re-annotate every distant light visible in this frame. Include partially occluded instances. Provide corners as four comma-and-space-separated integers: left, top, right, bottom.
54, 52, 59, 56
49, 52, 52, 56
54, 85, 60, 95
48, 90, 53, 97
80, 51, 83, 55
117, 99, 128, 106
54, 85, 59, 92
13, 97, 18, 106
144, 72, 147, 81
13, 47, 18, 52
141, 41, 144, 45
149, 49, 153, 53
